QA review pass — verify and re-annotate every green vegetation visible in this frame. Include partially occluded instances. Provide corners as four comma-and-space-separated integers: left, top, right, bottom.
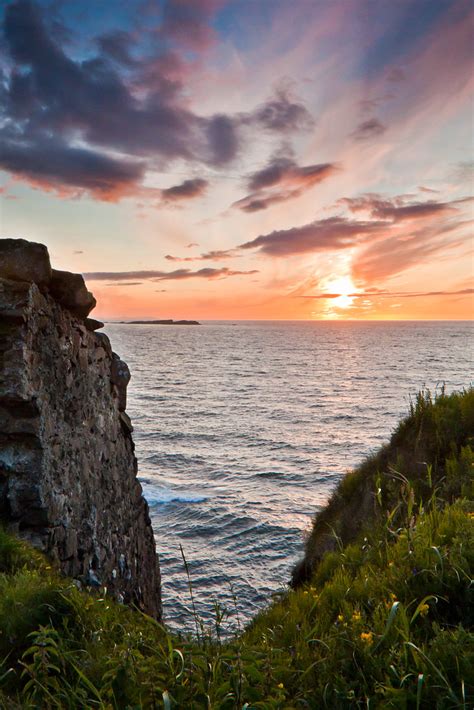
0, 389, 473, 708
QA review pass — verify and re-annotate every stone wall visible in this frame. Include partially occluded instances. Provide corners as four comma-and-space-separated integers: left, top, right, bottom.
0, 239, 161, 618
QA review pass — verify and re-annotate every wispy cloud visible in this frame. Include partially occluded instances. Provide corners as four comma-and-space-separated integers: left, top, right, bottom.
165, 249, 238, 262
233, 157, 338, 212
84, 267, 258, 281
301, 288, 474, 299
161, 178, 208, 202
239, 217, 387, 256
350, 118, 386, 141
340, 193, 461, 221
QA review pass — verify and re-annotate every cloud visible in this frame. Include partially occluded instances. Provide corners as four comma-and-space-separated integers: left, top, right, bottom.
247, 158, 336, 192
0, 0, 239, 200
205, 114, 240, 165
153, 267, 258, 281
161, 178, 208, 201
159, 0, 220, 50
239, 217, 387, 256
186, 242, 199, 248
336, 193, 473, 282
233, 158, 338, 212
252, 85, 314, 133
84, 267, 258, 281
350, 118, 386, 140
418, 186, 439, 194
352, 220, 468, 282
302, 288, 474, 299
165, 249, 238, 262
340, 194, 458, 221
0, 137, 145, 200
96, 30, 137, 67
105, 282, 143, 286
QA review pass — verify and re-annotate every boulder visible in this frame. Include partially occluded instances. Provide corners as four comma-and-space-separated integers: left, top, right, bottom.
85, 318, 104, 332
111, 354, 131, 412
50, 269, 96, 318
0, 239, 52, 288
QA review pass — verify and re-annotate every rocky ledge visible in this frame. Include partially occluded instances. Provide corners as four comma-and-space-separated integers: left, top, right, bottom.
0, 239, 161, 617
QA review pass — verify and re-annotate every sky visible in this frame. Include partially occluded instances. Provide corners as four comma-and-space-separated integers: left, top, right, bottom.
0, 0, 473, 320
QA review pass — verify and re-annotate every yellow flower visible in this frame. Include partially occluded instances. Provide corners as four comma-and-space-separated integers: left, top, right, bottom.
277, 683, 284, 689
352, 610, 361, 621
419, 603, 429, 617
390, 593, 397, 601
360, 631, 373, 645
337, 614, 344, 623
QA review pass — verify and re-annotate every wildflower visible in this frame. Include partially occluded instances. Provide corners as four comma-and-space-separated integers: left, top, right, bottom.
390, 593, 397, 601
388, 561, 394, 567
277, 683, 284, 689
337, 614, 344, 623
352, 610, 361, 621
419, 603, 429, 617
360, 631, 373, 645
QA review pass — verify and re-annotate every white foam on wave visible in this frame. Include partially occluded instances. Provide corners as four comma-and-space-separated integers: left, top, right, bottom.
141, 484, 208, 506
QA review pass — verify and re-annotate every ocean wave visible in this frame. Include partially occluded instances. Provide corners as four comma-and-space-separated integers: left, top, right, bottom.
142, 486, 208, 506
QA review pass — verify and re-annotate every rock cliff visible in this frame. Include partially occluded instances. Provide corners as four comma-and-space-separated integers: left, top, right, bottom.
0, 239, 161, 618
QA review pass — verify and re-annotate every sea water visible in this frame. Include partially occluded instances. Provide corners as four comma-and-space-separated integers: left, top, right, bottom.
105, 320, 473, 632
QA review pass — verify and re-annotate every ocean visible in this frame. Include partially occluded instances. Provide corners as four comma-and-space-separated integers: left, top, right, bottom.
105, 320, 473, 633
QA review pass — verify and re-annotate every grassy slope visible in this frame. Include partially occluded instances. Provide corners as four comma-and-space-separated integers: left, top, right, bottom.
0, 390, 472, 709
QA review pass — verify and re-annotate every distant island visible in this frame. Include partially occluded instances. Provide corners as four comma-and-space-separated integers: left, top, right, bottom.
118, 319, 200, 325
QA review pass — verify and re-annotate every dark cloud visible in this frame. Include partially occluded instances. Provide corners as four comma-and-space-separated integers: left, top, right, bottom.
341, 194, 457, 221
252, 86, 314, 133
232, 192, 291, 213
161, 178, 208, 201
239, 217, 387, 257
247, 158, 336, 191
0, 0, 239, 199
186, 242, 199, 248
206, 114, 240, 165
233, 158, 338, 212
84, 267, 258, 281
351, 118, 386, 140
96, 30, 137, 67
0, 138, 145, 199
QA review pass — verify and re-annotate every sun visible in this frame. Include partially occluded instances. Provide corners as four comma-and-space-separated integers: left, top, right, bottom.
325, 275, 356, 309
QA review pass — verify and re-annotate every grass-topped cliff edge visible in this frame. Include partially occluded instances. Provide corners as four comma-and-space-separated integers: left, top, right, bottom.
0, 389, 472, 708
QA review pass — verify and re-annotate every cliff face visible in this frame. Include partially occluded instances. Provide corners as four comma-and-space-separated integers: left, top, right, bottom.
0, 239, 161, 618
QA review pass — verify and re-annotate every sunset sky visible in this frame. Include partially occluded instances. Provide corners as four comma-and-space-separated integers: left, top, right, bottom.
1, 0, 473, 320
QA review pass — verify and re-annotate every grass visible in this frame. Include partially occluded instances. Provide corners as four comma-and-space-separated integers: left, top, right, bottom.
0, 388, 472, 708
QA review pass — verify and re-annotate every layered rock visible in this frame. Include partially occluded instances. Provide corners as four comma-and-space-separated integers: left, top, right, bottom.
0, 239, 161, 617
